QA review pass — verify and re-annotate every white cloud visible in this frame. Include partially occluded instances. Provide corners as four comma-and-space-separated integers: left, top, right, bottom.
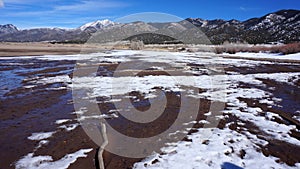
54, 0, 127, 12
239, 7, 247, 11
4, 0, 59, 4
239, 6, 259, 12
3, 0, 127, 11
2, 10, 54, 17
4, 0, 38, 4
1, 0, 128, 28
3, 0, 128, 16
0, 0, 4, 7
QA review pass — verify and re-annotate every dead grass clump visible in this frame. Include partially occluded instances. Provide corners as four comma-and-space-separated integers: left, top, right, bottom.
214, 42, 300, 55
271, 43, 300, 55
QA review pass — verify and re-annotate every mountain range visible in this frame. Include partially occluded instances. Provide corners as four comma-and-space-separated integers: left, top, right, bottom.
0, 9, 299, 44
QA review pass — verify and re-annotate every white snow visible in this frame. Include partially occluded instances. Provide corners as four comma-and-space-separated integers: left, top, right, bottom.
224, 52, 300, 61
134, 128, 299, 169
71, 71, 300, 103
77, 114, 118, 121
35, 140, 49, 149
71, 108, 88, 115
265, 111, 283, 121
58, 123, 79, 132
72, 75, 182, 98
55, 119, 71, 125
224, 108, 300, 146
27, 132, 56, 141
15, 149, 93, 169
36, 75, 71, 84
79, 19, 115, 31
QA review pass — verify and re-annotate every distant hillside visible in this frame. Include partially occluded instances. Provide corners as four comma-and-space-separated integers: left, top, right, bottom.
0, 9, 299, 44
187, 9, 300, 44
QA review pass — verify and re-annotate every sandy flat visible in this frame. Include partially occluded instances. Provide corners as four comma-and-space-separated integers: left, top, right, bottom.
0, 42, 114, 57
0, 42, 182, 57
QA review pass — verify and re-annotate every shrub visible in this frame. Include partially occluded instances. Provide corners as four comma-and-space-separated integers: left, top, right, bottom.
278, 43, 300, 55
214, 42, 300, 55
226, 47, 237, 54
215, 47, 225, 54
130, 40, 144, 50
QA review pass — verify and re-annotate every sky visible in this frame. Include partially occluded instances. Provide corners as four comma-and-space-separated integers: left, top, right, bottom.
0, 0, 299, 29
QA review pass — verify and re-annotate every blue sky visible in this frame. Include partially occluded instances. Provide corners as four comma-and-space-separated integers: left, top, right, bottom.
0, 0, 299, 29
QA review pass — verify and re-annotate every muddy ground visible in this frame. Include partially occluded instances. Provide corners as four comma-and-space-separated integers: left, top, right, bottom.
0, 52, 300, 169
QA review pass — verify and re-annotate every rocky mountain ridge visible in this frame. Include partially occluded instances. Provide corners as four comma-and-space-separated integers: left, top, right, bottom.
0, 9, 299, 44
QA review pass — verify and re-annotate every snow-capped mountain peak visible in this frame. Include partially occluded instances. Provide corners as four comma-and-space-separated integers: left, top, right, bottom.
79, 19, 115, 31
0, 24, 18, 34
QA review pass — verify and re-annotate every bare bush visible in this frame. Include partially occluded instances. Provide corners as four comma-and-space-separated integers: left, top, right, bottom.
130, 40, 144, 50
215, 47, 225, 54
214, 42, 300, 55
274, 43, 300, 55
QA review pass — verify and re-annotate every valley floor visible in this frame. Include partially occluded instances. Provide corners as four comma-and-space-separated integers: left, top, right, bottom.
0, 50, 299, 169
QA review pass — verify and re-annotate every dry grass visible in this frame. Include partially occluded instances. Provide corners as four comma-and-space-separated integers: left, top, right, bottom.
215, 42, 300, 55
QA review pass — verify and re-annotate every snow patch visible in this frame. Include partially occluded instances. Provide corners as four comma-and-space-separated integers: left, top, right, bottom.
134, 128, 299, 169
58, 123, 79, 132
28, 132, 56, 141
225, 52, 300, 61
55, 119, 71, 125
15, 149, 93, 169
